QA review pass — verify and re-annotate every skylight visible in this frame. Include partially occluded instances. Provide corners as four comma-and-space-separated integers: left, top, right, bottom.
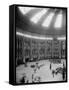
18, 7, 35, 15
16, 32, 53, 40
30, 9, 49, 24
42, 12, 55, 27
54, 11, 63, 28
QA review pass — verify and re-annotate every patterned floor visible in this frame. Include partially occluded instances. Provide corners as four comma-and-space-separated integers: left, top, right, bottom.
16, 59, 66, 84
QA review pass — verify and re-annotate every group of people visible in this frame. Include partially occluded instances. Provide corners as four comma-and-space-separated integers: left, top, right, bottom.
49, 62, 66, 80
19, 61, 66, 84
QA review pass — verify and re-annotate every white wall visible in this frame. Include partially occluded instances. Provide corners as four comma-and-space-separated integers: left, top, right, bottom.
0, 0, 69, 89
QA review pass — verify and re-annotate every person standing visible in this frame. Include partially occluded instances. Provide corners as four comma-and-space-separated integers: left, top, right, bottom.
50, 63, 52, 70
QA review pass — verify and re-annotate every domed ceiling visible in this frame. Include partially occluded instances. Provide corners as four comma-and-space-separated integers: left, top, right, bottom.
16, 6, 67, 37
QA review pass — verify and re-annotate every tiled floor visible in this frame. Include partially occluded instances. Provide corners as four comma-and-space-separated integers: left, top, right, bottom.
16, 59, 66, 84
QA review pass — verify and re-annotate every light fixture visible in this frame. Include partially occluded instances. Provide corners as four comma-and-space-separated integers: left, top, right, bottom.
42, 12, 55, 27
54, 11, 63, 28
18, 7, 35, 15
30, 8, 49, 24
57, 37, 66, 40
16, 32, 53, 40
